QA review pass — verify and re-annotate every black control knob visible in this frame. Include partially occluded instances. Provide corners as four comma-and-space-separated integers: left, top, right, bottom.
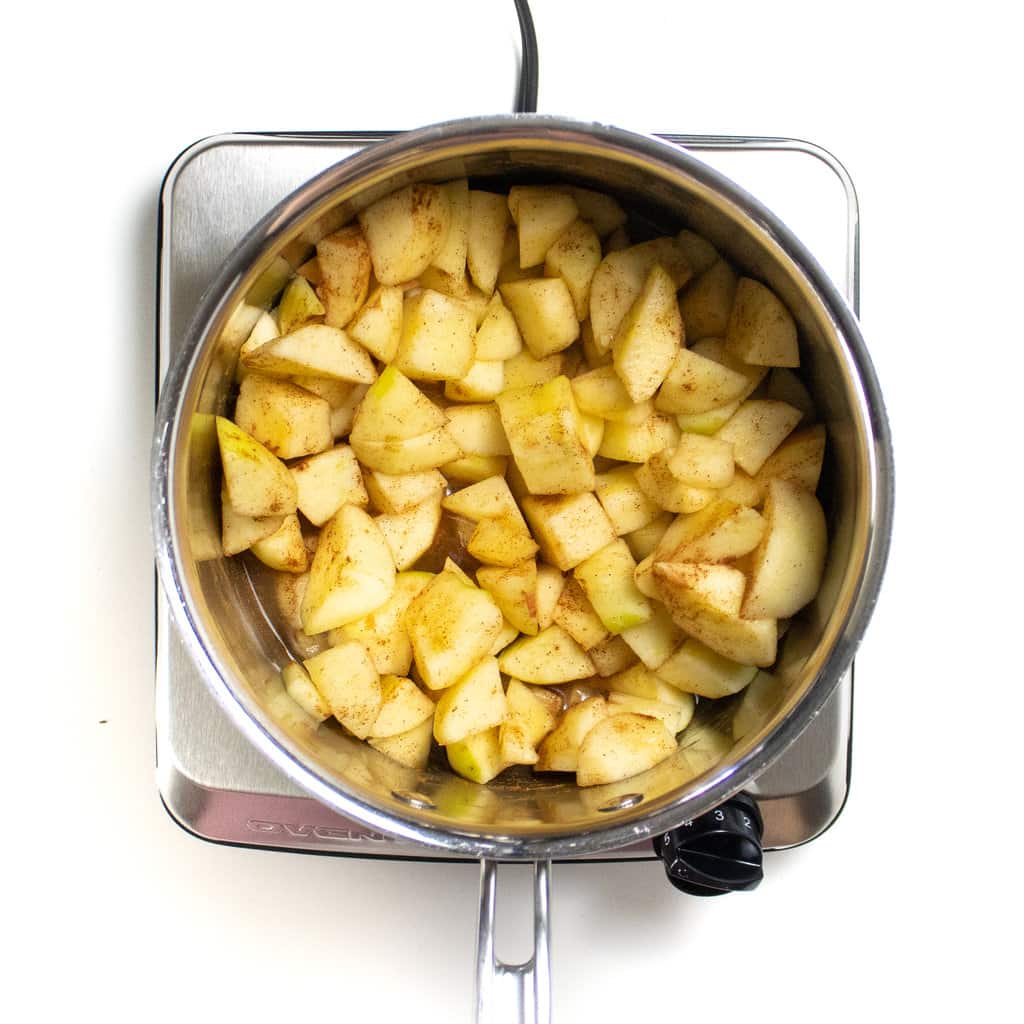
653, 793, 764, 897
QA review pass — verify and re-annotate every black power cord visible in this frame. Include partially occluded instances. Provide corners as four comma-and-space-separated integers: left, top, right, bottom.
513, 0, 539, 113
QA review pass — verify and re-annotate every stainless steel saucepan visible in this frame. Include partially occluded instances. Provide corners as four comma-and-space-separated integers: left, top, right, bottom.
151, 115, 893, 1023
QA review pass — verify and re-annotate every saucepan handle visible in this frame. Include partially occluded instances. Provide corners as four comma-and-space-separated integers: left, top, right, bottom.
475, 859, 552, 1024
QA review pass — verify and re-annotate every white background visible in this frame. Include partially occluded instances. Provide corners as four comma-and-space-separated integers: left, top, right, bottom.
3, 1, 1021, 1020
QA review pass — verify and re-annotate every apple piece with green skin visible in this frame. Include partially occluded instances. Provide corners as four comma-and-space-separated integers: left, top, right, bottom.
497, 626, 595, 685
508, 186, 579, 268
499, 680, 562, 765
216, 416, 297, 518
658, 638, 759, 698
300, 505, 396, 634
520, 492, 616, 571
446, 727, 506, 784
315, 226, 371, 328
347, 285, 403, 363
467, 191, 511, 295
741, 478, 827, 620
234, 374, 333, 460
675, 401, 741, 437
544, 218, 602, 319
678, 259, 737, 341
653, 562, 777, 667
576, 713, 677, 786
405, 569, 504, 691
714, 400, 802, 476
725, 277, 799, 367
574, 539, 652, 634
612, 264, 683, 403
277, 275, 325, 335
250, 514, 308, 573
289, 444, 368, 527
350, 366, 447, 445
536, 696, 609, 773
364, 468, 447, 515
281, 662, 331, 722
370, 675, 436, 739
431, 179, 470, 278
496, 376, 594, 495
499, 278, 580, 359
433, 658, 507, 746
392, 289, 476, 381
358, 184, 451, 285
375, 495, 442, 571
476, 559, 540, 636
332, 571, 433, 676
369, 716, 434, 769
303, 641, 381, 739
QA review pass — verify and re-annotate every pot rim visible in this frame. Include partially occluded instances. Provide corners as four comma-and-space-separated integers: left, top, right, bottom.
151, 114, 894, 859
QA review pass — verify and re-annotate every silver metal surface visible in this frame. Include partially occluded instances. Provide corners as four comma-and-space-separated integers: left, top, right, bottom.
476, 860, 551, 1024
153, 118, 892, 860
157, 131, 856, 858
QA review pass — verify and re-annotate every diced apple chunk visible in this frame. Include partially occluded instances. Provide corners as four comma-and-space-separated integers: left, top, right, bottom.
316, 226, 371, 328
375, 495, 442, 571
725, 277, 799, 367
497, 626, 595, 684
536, 696, 609, 772
678, 259, 737, 340
282, 662, 331, 722
234, 374, 333, 459
553, 578, 610, 650
653, 562, 777, 667
217, 416, 297, 518
467, 191, 511, 295
574, 540, 652, 634
347, 285, 403, 363
290, 444, 368, 526
598, 414, 679, 463
655, 346, 751, 415
446, 727, 505, 784
445, 360, 504, 402
474, 293, 523, 360
405, 569, 503, 690
477, 559, 540, 636
467, 515, 539, 567
544, 218, 602, 319
496, 377, 594, 495
445, 403, 510, 457
658, 639, 758, 699
358, 184, 451, 285
520, 492, 616, 571
576, 713, 677, 786
277, 275, 325, 334
300, 505, 396, 634
500, 680, 561, 765
304, 641, 381, 739
393, 289, 476, 381
433, 657, 507, 745
715, 400, 802, 475
636, 449, 716, 514
509, 186, 579, 268
595, 466, 660, 536
741, 479, 827, 620
503, 350, 564, 388
499, 278, 580, 359
612, 264, 683, 403
251, 514, 308, 573
667, 434, 735, 489
364, 468, 446, 514
241, 324, 376, 385
431, 179, 469, 278
370, 675, 436, 739
606, 693, 692, 734
370, 717, 434, 768
618, 604, 683, 669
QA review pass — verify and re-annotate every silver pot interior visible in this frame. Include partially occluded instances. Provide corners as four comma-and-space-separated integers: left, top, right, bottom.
156, 119, 890, 858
